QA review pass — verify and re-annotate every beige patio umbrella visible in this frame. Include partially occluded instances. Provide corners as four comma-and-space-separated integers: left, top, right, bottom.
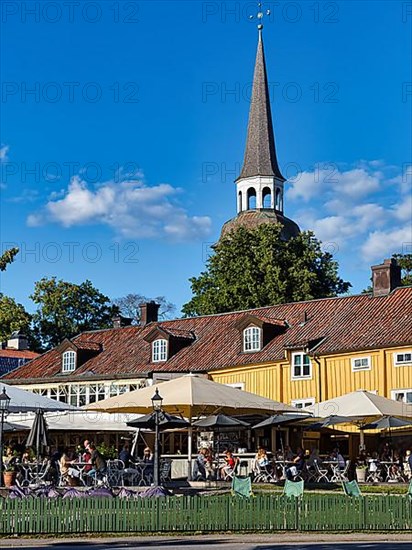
306, 390, 412, 450
86, 374, 296, 417
87, 374, 296, 478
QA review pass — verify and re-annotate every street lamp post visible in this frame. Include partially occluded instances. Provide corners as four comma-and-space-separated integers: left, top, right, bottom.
151, 388, 163, 486
0, 387, 11, 487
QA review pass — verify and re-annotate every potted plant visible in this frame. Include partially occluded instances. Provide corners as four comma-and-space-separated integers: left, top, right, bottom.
3, 464, 17, 488
355, 464, 367, 483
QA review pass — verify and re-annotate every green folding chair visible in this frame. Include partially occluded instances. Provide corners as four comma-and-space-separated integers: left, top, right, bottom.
342, 480, 362, 497
283, 479, 304, 498
231, 476, 253, 498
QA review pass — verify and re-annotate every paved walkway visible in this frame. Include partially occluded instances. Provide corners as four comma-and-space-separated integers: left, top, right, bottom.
1, 533, 411, 548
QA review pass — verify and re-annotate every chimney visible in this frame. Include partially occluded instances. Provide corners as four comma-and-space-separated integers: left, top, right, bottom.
371, 258, 401, 297
140, 301, 160, 326
112, 315, 133, 329
7, 331, 28, 350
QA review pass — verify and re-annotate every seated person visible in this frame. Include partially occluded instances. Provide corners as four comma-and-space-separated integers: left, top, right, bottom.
142, 447, 153, 463
285, 447, 305, 480
59, 448, 81, 483
334, 449, 346, 469
119, 444, 131, 468
307, 448, 322, 467
204, 447, 215, 479
142, 447, 154, 483
283, 445, 295, 461
194, 448, 208, 480
87, 444, 107, 482
81, 442, 92, 472
255, 447, 270, 468
219, 450, 238, 480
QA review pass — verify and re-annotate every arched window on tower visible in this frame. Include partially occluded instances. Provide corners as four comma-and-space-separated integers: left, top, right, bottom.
247, 188, 257, 210
262, 187, 272, 209
238, 191, 243, 212
275, 188, 282, 211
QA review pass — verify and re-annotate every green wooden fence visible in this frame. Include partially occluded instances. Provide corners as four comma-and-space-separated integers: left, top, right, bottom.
0, 494, 411, 535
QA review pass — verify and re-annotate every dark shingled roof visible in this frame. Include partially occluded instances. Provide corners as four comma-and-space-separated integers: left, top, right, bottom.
220, 210, 300, 240
3, 287, 412, 383
237, 33, 284, 182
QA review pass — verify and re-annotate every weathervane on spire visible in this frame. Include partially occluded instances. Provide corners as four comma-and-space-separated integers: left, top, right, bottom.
249, 2, 271, 32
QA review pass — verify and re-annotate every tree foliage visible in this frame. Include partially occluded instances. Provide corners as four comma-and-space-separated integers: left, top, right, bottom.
393, 253, 412, 286
112, 293, 176, 324
0, 294, 32, 344
0, 247, 19, 271
182, 224, 351, 316
31, 277, 117, 349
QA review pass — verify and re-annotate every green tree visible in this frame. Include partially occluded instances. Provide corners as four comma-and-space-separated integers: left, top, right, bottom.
182, 224, 351, 316
393, 253, 412, 286
0, 294, 32, 344
112, 293, 176, 324
0, 247, 19, 271
31, 277, 117, 349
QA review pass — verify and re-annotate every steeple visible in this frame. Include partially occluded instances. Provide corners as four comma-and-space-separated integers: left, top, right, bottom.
237, 30, 284, 182
220, 7, 300, 241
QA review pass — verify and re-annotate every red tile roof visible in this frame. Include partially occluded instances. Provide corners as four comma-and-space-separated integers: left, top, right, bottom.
3, 287, 412, 383
0, 349, 39, 359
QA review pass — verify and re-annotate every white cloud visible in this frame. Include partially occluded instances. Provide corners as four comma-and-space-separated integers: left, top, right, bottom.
391, 196, 412, 223
287, 161, 412, 263
287, 165, 381, 202
0, 145, 9, 162
28, 176, 212, 241
361, 226, 412, 262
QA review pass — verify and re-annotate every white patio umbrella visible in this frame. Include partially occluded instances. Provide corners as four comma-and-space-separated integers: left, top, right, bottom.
306, 390, 412, 450
0, 382, 76, 413
87, 374, 296, 477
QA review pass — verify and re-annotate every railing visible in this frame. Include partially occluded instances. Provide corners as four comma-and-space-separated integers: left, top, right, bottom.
0, 494, 410, 535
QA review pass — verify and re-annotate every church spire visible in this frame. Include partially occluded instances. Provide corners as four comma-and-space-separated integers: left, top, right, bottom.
237, 16, 284, 182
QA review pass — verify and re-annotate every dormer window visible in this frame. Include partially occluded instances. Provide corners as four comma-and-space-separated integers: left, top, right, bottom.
152, 339, 167, 362
243, 326, 261, 352
62, 350, 76, 373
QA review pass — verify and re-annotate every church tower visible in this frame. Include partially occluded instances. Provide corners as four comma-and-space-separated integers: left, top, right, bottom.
221, 12, 300, 240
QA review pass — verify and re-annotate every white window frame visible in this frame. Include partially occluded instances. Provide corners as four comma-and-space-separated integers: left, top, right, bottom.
243, 326, 261, 352
291, 352, 312, 380
62, 350, 76, 373
351, 356, 371, 372
291, 397, 315, 409
391, 389, 412, 404
394, 351, 412, 367
152, 339, 168, 362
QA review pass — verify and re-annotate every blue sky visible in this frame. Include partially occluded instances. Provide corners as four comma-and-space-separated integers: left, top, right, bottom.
1, 0, 411, 315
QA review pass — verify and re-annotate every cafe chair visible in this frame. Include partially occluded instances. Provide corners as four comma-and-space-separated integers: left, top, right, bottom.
283, 479, 304, 498
231, 475, 253, 498
252, 460, 277, 483
342, 480, 362, 498
159, 460, 172, 483
107, 459, 125, 486
313, 460, 329, 483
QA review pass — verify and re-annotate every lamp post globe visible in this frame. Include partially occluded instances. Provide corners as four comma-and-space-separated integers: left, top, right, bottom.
0, 388, 10, 413
151, 388, 163, 486
0, 387, 11, 487
151, 388, 163, 411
